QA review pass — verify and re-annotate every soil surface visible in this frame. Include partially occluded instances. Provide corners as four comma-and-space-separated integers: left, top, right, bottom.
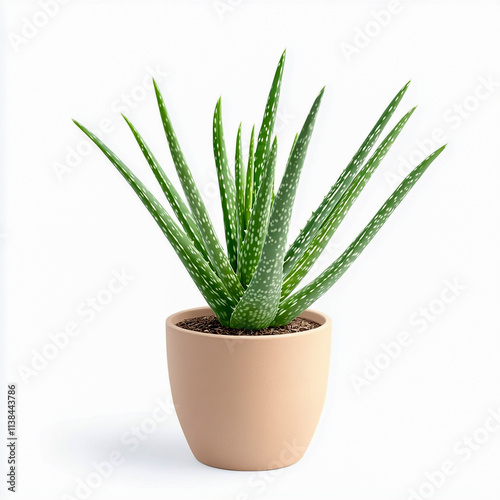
176, 315, 320, 336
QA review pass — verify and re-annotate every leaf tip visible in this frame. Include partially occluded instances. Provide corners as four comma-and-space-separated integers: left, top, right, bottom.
314, 86, 326, 105
121, 113, 133, 128
72, 119, 85, 131
152, 78, 162, 100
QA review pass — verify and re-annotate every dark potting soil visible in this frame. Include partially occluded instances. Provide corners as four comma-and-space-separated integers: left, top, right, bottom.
176, 315, 320, 336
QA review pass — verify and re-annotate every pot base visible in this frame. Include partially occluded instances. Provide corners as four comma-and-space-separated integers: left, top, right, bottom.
193, 449, 304, 472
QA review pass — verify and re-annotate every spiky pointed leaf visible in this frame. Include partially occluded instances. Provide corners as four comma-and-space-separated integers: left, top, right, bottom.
235, 123, 246, 256
153, 80, 244, 302
244, 125, 255, 230
273, 145, 446, 326
73, 120, 235, 326
253, 50, 286, 197
230, 88, 325, 329
213, 98, 239, 271
237, 138, 277, 287
121, 114, 208, 261
281, 107, 416, 297
283, 81, 411, 275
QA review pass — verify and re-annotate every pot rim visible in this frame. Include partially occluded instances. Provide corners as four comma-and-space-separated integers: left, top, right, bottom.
166, 306, 331, 340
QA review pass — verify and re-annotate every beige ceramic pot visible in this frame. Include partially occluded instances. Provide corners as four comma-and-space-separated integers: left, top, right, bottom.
166, 306, 331, 471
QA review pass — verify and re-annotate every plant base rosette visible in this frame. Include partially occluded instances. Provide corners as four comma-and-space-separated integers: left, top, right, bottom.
166, 307, 331, 471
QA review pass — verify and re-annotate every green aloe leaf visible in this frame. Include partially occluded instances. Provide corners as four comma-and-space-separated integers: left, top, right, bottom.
283, 81, 411, 275
253, 50, 286, 198
273, 145, 446, 326
244, 125, 255, 231
153, 80, 244, 302
281, 107, 416, 298
121, 114, 208, 261
234, 124, 246, 257
73, 120, 235, 326
213, 98, 239, 271
237, 138, 277, 288
288, 133, 299, 161
230, 88, 325, 329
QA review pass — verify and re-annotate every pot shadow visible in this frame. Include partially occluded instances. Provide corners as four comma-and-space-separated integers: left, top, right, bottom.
45, 413, 209, 483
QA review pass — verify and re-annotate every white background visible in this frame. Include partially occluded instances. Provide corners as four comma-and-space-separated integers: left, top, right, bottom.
2, 1, 500, 499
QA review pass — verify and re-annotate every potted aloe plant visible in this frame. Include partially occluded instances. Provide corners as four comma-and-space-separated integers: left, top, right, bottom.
74, 51, 445, 471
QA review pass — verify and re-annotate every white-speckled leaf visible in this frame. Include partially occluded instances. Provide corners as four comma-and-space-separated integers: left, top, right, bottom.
122, 114, 208, 261
213, 99, 239, 271
273, 145, 446, 326
281, 107, 416, 298
234, 124, 246, 256
244, 125, 255, 230
230, 88, 325, 329
283, 81, 411, 275
73, 120, 235, 326
237, 138, 277, 288
153, 80, 244, 302
253, 50, 286, 197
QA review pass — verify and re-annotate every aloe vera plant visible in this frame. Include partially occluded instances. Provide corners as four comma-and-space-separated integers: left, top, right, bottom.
74, 51, 446, 330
